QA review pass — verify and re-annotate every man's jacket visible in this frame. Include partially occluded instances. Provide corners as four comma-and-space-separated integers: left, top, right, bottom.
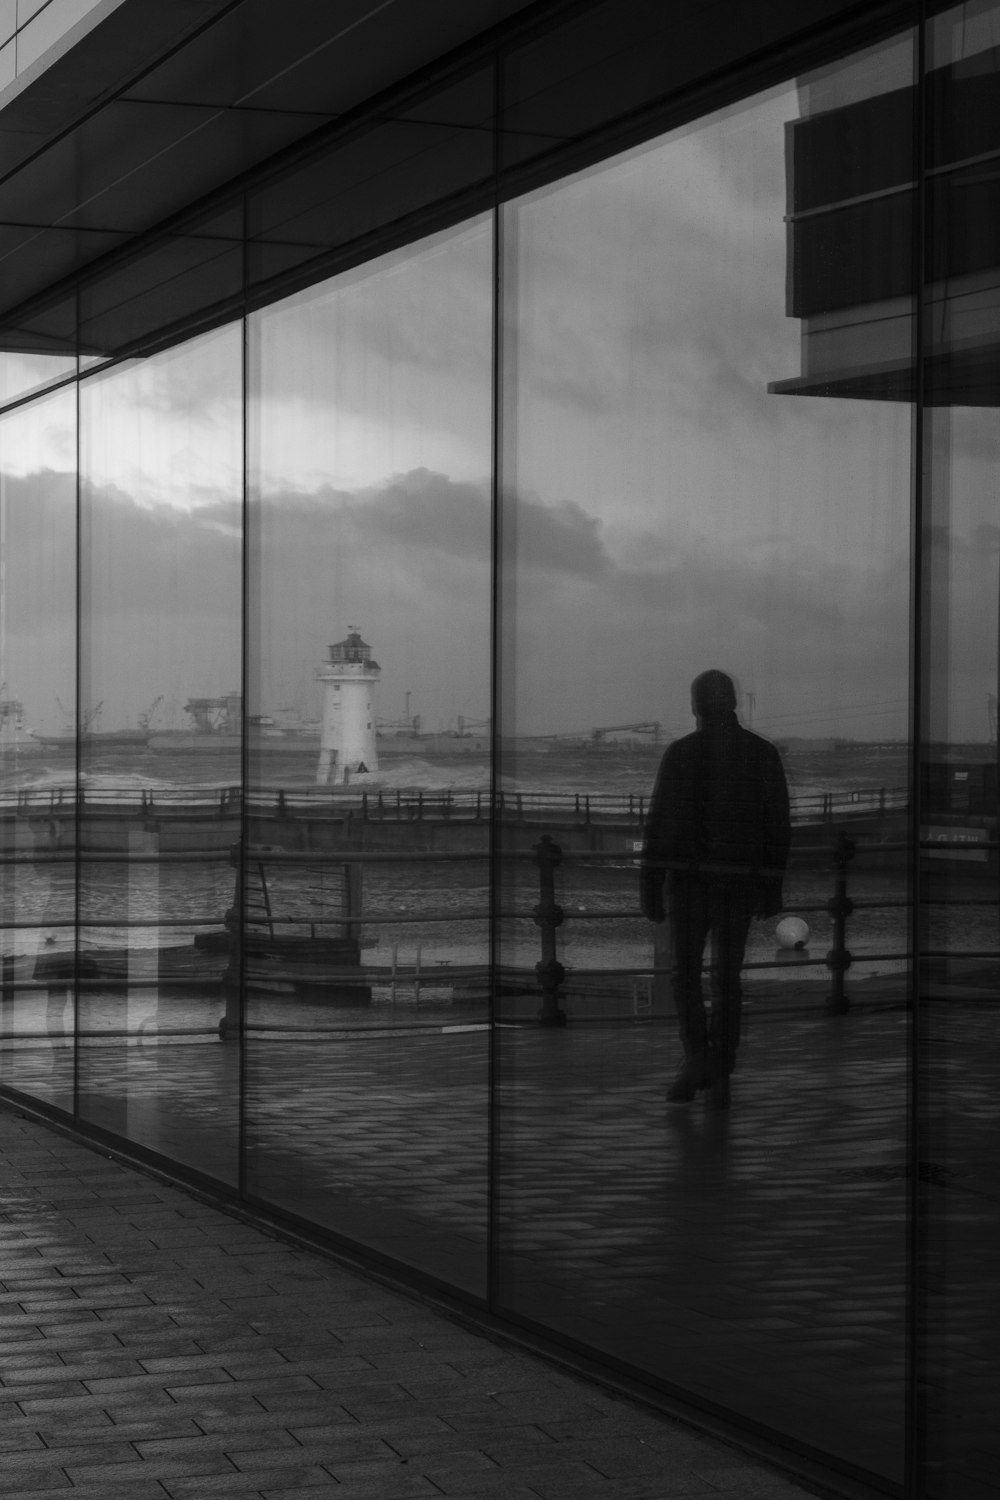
640, 712, 791, 921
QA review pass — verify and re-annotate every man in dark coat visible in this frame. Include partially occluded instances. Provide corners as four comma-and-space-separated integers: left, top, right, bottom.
641, 670, 791, 1106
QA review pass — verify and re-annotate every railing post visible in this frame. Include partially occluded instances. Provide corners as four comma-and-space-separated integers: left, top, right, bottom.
533, 834, 567, 1027
219, 841, 242, 1039
825, 832, 855, 1014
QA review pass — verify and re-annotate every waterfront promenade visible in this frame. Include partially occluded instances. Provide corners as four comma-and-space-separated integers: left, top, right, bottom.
0, 1102, 824, 1500
2, 970, 1000, 1497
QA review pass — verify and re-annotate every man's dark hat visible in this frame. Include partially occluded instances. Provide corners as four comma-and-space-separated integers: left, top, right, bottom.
692, 669, 737, 719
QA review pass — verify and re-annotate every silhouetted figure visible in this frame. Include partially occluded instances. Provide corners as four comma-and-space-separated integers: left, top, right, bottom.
641, 670, 790, 1108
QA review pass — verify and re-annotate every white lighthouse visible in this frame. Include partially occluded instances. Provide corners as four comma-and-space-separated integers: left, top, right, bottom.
315, 629, 380, 785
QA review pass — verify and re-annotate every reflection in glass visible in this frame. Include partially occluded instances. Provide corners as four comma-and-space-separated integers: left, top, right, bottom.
245, 221, 493, 1293
0, 387, 77, 1109
0, 351, 77, 409
76, 326, 243, 1182
921, 7, 1000, 1492
497, 38, 913, 1481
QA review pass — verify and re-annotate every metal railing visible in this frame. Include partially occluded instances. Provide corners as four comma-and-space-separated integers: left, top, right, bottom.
0, 779, 910, 827
0, 822, 996, 1027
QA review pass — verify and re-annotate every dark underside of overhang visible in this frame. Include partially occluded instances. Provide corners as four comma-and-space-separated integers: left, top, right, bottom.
769, 340, 1000, 406
0, 0, 536, 349
0, 0, 917, 364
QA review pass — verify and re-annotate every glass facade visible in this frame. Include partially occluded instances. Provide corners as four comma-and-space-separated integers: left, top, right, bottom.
244, 223, 493, 1292
495, 44, 914, 1481
0, 4, 998, 1497
76, 326, 243, 1177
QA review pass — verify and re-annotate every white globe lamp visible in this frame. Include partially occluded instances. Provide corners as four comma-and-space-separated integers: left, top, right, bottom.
776, 915, 810, 950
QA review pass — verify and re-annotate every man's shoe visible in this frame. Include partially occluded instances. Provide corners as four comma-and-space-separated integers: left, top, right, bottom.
665, 1068, 698, 1104
665, 1049, 711, 1104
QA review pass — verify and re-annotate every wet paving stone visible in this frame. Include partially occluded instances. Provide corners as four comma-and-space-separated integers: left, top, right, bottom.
0, 1100, 826, 1498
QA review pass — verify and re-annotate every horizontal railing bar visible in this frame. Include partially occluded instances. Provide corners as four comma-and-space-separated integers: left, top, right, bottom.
0, 783, 908, 810
7, 953, 996, 989
0, 899, 993, 934
0, 851, 232, 866
2, 840, 995, 869
0, 916, 225, 930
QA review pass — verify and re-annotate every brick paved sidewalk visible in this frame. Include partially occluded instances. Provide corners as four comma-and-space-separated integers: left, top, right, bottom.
0, 1104, 826, 1500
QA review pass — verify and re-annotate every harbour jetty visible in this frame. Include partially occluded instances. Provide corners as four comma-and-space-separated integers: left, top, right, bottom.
0, 779, 911, 858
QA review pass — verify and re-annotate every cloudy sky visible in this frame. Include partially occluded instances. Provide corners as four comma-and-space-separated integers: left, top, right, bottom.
1, 72, 996, 744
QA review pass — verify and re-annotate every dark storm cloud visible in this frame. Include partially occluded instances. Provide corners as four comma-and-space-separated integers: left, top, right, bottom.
606, 542, 850, 634
256, 471, 607, 578
1, 469, 242, 728
511, 496, 608, 575
2, 470, 241, 625
333, 469, 490, 559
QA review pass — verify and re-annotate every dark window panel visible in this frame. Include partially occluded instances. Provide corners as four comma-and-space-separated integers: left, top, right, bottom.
927, 44, 1000, 167
929, 165, 1000, 282
786, 86, 914, 212
788, 191, 915, 317
787, 166, 1000, 323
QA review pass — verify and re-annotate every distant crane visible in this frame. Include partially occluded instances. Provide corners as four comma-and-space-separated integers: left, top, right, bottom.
988, 694, 997, 745
138, 695, 163, 732
57, 697, 102, 734
377, 691, 421, 735
184, 694, 240, 733
0, 683, 24, 728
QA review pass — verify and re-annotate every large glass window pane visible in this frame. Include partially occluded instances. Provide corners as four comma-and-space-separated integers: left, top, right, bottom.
0, 386, 76, 1110
921, 6, 1000, 1494
496, 36, 914, 1481
76, 326, 243, 1183
0, 350, 76, 408
246, 220, 493, 1294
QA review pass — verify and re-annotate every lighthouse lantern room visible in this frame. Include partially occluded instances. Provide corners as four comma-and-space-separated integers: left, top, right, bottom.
315, 630, 380, 785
